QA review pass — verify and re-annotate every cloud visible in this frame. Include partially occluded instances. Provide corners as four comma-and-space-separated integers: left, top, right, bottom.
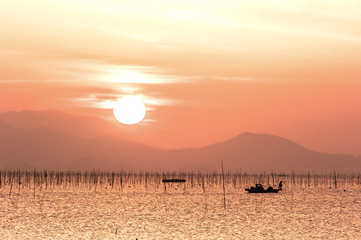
64, 92, 182, 113
0, 49, 193, 114
0, 49, 187, 84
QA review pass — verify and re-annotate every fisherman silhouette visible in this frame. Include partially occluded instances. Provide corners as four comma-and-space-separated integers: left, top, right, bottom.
278, 181, 283, 189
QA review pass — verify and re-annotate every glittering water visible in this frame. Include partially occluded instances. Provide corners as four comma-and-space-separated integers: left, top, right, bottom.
1, 173, 360, 239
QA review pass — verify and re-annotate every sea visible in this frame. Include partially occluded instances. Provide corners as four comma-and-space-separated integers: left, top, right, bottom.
0, 172, 360, 239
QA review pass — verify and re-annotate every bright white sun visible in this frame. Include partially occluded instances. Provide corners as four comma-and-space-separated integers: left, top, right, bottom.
113, 96, 146, 125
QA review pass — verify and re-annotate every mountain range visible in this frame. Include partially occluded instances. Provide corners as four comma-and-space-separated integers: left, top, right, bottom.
0, 110, 360, 172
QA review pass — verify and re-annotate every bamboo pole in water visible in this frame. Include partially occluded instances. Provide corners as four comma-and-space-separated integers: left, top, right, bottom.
221, 160, 226, 209
33, 170, 36, 198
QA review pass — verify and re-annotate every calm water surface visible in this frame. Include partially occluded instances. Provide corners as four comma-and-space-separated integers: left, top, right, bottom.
1, 178, 360, 239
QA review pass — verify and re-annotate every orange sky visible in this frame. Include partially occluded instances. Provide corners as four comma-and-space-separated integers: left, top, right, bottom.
1, 0, 361, 155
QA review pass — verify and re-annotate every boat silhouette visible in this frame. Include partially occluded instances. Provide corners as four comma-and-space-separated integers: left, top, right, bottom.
245, 181, 282, 193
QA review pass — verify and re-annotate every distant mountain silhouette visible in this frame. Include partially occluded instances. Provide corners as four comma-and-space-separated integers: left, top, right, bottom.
164, 132, 360, 172
0, 121, 163, 170
0, 110, 360, 172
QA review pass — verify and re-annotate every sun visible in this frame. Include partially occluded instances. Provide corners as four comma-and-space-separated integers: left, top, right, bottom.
113, 96, 146, 125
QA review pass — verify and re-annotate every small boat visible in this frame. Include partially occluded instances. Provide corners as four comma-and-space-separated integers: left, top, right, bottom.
162, 179, 186, 183
245, 182, 282, 193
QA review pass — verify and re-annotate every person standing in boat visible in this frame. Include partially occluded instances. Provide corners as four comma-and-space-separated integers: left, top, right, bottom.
255, 184, 264, 191
278, 181, 283, 189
